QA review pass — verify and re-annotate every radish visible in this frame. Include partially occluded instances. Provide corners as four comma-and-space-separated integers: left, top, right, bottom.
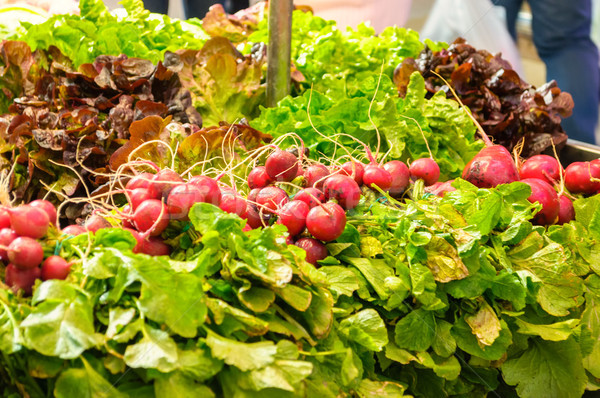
247, 166, 273, 189
166, 184, 206, 220
246, 204, 270, 229
62, 225, 86, 236
425, 180, 456, 197
256, 187, 289, 214
564, 162, 600, 195
29, 200, 58, 226
521, 178, 560, 225
84, 214, 111, 233
121, 205, 135, 229
556, 195, 575, 225
462, 145, 519, 188
363, 164, 393, 191
0, 208, 10, 230
265, 150, 299, 182
304, 164, 329, 189
306, 202, 346, 241
220, 194, 248, 218
247, 188, 262, 204
409, 158, 440, 186
126, 228, 144, 253
128, 188, 156, 210
8, 237, 44, 269
5, 264, 40, 295
339, 161, 365, 185
188, 176, 222, 205
277, 200, 309, 237
151, 169, 184, 199
383, 160, 410, 197
322, 175, 361, 210
295, 238, 328, 266
126, 172, 155, 191
294, 188, 325, 209
9, 205, 49, 239
0, 228, 17, 263
138, 237, 171, 256
41, 256, 71, 281
133, 199, 169, 237
519, 155, 562, 186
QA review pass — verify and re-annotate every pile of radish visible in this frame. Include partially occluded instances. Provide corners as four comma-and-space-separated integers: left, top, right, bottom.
1, 200, 71, 294
243, 146, 443, 265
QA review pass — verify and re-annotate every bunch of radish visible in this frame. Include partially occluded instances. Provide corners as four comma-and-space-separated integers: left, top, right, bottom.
113, 168, 226, 256
242, 146, 443, 266
461, 132, 579, 226
1, 200, 72, 295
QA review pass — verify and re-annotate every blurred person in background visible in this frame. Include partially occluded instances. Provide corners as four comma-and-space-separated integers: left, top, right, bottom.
143, 0, 248, 17
293, 0, 412, 33
497, 0, 600, 144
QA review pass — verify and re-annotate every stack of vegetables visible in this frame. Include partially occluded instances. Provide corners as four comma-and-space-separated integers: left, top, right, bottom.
0, 1, 600, 398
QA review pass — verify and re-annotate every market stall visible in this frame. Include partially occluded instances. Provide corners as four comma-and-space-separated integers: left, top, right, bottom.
0, 1, 599, 397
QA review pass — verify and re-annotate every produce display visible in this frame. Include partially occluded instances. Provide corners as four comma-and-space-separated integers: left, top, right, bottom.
1, 1, 600, 398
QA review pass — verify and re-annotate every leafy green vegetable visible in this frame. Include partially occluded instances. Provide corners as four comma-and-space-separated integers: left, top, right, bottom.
12, 0, 208, 67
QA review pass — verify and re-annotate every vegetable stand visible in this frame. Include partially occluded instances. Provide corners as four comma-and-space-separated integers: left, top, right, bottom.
0, 2, 599, 398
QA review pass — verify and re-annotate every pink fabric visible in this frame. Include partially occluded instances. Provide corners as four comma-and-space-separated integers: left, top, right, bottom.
297, 0, 413, 32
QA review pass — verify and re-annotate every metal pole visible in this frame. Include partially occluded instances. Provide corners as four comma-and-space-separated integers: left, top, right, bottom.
266, 0, 293, 107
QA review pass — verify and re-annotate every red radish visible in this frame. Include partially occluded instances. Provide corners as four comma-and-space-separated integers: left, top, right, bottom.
462, 146, 519, 188
138, 237, 171, 256
41, 256, 71, 281
128, 188, 156, 210
304, 164, 329, 189
62, 225, 86, 236
0, 208, 10, 230
166, 184, 205, 220
151, 169, 184, 198
247, 166, 273, 189
9, 205, 49, 239
521, 178, 560, 225
322, 175, 361, 210
5, 264, 40, 295
295, 237, 328, 266
188, 176, 222, 205
265, 150, 299, 182
246, 204, 270, 229
306, 202, 346, 241
425, 180, 456, 197
256, 187, 289, 214
384, 161, 410, 197
220, 194, 248, 218
519, 155, 562, 186
126, 172, 155, 191
242, 224, 252, 232
126, 228, 144, 253
247, 188, 262, 203
8, 237, 44, 269
29, 200, 58, 225
294, 188, 325, 209
556, 195, 575, 225
363, 164, 393, 191
122, 205, 135, 229
564, 162, 600, 194
409, 158, 440, 186
84, 214, 111, 232
340, 161, 365, 185
0, 228, 17, 263
277, 200, 309, 237
133, 199, 169, 237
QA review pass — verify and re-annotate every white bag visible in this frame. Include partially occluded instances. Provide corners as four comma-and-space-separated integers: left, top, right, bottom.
420, 0, 524, 75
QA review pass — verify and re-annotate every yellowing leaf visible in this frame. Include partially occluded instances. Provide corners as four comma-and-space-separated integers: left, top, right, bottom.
465, 300, 501, 347
425, 236, 468, 283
